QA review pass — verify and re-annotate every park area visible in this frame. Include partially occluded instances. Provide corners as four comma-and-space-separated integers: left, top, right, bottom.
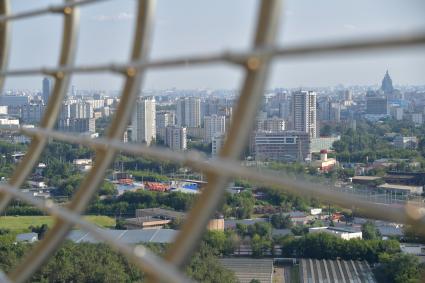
0, 215, 116, 233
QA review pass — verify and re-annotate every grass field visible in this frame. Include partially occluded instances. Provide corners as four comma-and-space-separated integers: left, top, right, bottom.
0, 215, 116, 233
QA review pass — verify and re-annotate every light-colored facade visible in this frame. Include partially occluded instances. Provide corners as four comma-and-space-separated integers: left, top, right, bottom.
176, 97, 201, 128
257, 117, 285, 133
204, 114, 226, 142
70, 102, 93, 119
309, 227, 363, 240
156, 111, 175, 140
131, 96, 156, 145
292, 91, 317, 138
0, 117, 19, 128
165, 126, 187, 151
310, 136, 340, 153
390, 106, 403, 121
212, 134, 225, 157
411, 113, 423, 125
394, 135, 418, 149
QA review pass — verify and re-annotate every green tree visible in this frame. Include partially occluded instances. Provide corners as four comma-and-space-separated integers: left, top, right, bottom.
376, 253, 424, 283
251, 234, 271, 257
362, 221, 381, 240
270, 213, 293, 229
186, 243, 237, 283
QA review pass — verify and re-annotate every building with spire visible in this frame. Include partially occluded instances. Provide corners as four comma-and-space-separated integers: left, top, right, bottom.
381, 70, 394, 95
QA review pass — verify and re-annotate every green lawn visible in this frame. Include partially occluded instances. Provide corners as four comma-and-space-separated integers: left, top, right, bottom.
0, 215, 116, 233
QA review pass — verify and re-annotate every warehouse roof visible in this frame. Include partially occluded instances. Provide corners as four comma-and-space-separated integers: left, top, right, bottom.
67, 228, 178, 244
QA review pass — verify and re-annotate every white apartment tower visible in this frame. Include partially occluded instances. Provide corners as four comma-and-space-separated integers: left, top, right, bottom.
203, 114, 226, 142
131, 96, 156, 145
70, 102, 93, 119
292, 91, 317, 138
165, 126, 187, 151
176, 97, 201, 128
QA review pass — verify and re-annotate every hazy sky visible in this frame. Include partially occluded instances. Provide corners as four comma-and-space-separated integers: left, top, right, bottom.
4, 0, 425, 92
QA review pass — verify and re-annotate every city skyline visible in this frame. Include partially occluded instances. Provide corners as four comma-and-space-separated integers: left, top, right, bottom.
3, 0, 425, 91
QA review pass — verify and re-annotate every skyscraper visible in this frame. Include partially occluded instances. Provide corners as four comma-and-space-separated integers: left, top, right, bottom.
381, 70, 394, 95
131, 96, 156, 145
42, 77, 52, 104
176, 97, 201, 128
291, 91, 317, 138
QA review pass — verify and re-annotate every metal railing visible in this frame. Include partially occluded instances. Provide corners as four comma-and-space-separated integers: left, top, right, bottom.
0, 0, 424, 282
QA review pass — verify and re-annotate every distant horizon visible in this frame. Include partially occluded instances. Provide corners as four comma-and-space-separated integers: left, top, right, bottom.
3, 0, 425, 91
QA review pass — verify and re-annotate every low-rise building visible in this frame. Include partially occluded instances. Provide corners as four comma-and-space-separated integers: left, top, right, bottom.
308, 226, 363, 240
394, 135, 418, 149
350, 176, 382, 186
377, 183, 423, 195
310, 149, 337, 172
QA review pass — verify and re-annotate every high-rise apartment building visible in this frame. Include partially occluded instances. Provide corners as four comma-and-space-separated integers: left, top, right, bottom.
21, 104, 45, 124
58, 118, 96, 133
42, 77, 52, 104
70, 102, 93, 119
165, 126, 187, 151
176, 97, 201, 128
204, 114, 226, 142
291, 91, 317, 138
257, 117, 285, 133
156, 111, 175, 140
131, 96, 156, 145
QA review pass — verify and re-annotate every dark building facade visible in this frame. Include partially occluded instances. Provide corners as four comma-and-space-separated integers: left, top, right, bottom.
254, 131, 310, 162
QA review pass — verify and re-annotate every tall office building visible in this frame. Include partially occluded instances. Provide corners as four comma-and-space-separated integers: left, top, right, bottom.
131, 96, 156, 145
381, 70, 394, 95
42, 77, 52, 104
203, 114, 226, 142
291, 91, 317, 138
165, 126, 187, 151
176, 97, 201, 128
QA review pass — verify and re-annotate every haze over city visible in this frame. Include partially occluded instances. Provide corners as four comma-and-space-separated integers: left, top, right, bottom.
1, 0, 425, 282
4, 0, 425, 91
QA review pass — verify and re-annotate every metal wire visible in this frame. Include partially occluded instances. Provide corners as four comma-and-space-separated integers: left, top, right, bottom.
0, 0, 111, 22
15, 126, 425, 234
1, 31, 425, 77
0, 0, 424, 282
3, 1, 79, 281
0, 183, 193, 283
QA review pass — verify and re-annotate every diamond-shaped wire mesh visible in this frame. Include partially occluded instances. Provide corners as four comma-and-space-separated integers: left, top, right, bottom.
0, 0, 425, 282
